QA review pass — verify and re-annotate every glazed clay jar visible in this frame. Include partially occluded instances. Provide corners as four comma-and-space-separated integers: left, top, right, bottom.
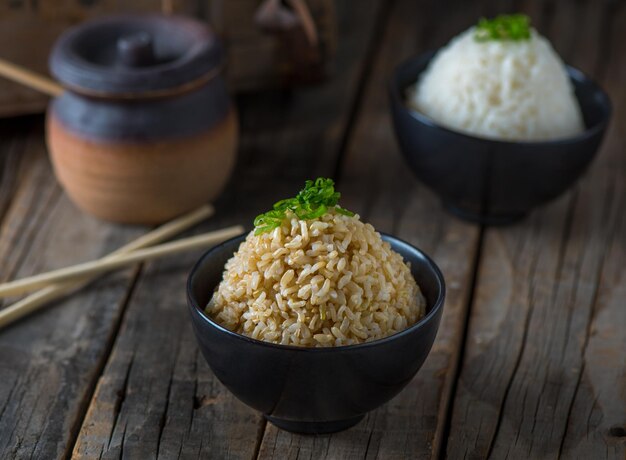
47, 15, 238, 224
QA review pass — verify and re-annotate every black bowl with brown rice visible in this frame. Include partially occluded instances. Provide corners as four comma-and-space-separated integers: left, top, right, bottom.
187, 233, 445, 434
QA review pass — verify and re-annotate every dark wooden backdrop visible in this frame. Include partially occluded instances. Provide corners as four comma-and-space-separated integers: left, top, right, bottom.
0, 0, 336, 116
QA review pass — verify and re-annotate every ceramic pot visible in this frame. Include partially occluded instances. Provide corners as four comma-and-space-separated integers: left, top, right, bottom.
47, 15, 238, 224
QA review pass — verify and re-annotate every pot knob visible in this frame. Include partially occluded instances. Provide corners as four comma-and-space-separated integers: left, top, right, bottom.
116, 32, 155, 67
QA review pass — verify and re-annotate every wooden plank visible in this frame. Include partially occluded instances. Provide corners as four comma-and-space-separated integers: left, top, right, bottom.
444, 0, 626, 458
70, 1, 385, 457
0, 118, 35, 225
70, 238, 262, 460
256, 0, 483, 458
0, 123, 148, 459
558, 3, 626, 457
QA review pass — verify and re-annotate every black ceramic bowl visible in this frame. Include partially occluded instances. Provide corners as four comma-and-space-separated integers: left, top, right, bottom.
389, 51, 612, 225
187, 234, 445, 434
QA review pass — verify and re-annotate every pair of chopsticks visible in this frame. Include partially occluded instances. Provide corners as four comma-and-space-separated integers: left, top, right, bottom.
0, 204, 244, 329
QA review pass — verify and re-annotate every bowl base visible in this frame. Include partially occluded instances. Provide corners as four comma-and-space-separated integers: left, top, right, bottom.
443, 202, 527, 226
265, 414, 365, 434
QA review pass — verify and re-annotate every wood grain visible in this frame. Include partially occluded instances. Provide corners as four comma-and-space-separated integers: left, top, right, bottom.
0, 126, 148, 459
256, 0, 482, 458
558, 3, 626, 457
0, 119, 34, 226
0, 205, 214, 331
444, 1, 626, 458
70, 1, 385, 457
0, 226, 243, 299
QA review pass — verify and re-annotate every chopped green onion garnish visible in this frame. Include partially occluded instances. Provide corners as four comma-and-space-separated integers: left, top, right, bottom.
254, 178, 354, 235
474, 14, 531, 42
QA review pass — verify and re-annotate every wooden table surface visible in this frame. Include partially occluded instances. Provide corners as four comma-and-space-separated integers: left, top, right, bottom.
0, 0, 624, 458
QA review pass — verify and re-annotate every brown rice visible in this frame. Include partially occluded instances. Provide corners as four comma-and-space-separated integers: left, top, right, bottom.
207, 210, 426, 347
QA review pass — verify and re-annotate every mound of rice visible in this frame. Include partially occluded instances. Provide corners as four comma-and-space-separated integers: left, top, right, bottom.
208, 211, 426, 347
409, 28, 584, 141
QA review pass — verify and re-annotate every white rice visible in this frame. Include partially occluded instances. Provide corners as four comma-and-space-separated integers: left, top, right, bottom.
208, 211, 426, 347
409, 28, 584, 141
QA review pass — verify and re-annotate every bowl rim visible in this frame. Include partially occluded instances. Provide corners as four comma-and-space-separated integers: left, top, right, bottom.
389, 50, 612, 146
187, 232, 446, 352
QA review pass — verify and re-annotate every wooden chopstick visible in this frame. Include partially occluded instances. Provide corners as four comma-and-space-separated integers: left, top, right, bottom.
0, 57, 63, 97
0, 205, 214, 328
0, 225, 243, 300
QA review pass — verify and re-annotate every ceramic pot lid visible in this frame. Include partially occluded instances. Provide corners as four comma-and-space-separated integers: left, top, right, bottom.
50, 14, 222, 97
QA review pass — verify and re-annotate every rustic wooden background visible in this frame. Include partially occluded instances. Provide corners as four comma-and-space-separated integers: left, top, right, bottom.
0, 0, 335, 117
0, 0, 624, 458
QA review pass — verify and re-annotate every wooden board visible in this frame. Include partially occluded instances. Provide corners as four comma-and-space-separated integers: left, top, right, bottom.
0, 120, 147, 459
69, 0, 384, 457
443, 0, 626, 458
